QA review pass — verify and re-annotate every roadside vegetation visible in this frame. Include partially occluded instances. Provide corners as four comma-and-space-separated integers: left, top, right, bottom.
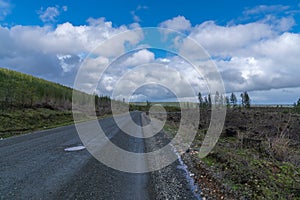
0, 68, 112, 138
0, 108, 73, 138
198, 107, 300, 199
164, 92, 300, 199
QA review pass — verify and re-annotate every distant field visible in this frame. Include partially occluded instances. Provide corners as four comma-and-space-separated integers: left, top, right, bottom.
130, 101, 198, 109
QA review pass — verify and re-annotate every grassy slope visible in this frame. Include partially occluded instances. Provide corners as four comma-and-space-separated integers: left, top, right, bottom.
0, 68, 73, 110
0, 68, 74, 138
0, 68, 112, 138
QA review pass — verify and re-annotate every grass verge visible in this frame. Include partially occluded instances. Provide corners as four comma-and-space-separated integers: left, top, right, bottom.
0, 108, 74, 138
0, 108, 114, 139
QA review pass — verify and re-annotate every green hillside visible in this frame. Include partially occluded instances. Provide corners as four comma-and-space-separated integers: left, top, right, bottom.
0, 68, 73, 110
0, 68, 112, 138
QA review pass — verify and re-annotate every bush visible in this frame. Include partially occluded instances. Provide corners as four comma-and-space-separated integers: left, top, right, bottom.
268, 136, 290, 161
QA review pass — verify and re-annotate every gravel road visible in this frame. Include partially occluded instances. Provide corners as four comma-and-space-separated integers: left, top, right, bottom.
0, 112, 200, 199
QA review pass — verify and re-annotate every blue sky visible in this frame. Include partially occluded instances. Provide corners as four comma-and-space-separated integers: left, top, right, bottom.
1, 0, 300, 104
3, 0, 300, 29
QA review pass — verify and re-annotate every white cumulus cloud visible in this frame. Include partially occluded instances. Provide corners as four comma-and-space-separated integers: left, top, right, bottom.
160, 16, 191, 32
182, 18, 300, 95
0, 18, 143, 87
121, 49, 155, 67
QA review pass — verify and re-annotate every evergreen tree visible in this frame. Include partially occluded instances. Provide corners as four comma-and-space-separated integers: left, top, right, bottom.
240, 93, 245, 107
203, 96, 208, 108
241, 91, 250, 108
198, 92, 203, 108
244, 91, 250, 108
225, 96, 230, 108
230, 92, 237, 107
208, 94, 212, 108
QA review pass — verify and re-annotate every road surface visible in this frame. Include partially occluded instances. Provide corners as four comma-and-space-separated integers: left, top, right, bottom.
0, 112, 200, 199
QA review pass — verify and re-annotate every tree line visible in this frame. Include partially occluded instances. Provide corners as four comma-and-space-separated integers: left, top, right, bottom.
198, 91, 251, 108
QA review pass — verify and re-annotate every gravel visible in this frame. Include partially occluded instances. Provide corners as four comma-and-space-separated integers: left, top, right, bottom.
0, 112, 202, 199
